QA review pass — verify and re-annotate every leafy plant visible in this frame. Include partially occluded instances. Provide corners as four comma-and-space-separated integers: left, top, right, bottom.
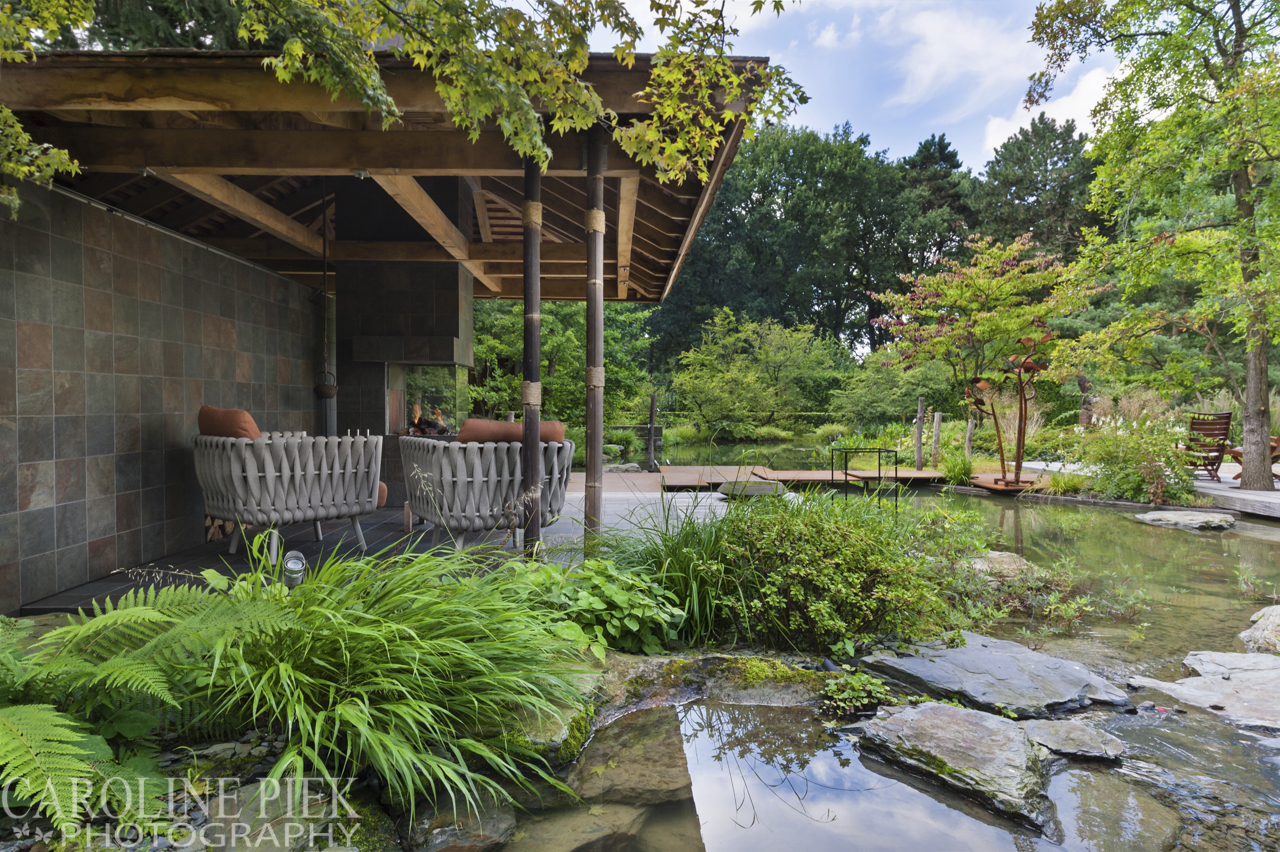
1079, 417, 1197, 504
605, 427, 642, 459
1042, 470, 1089, 496
663, 425, 700, 446
811, 423, 852, 444
516, 559, 684, 657
819, 669, 893, 716
754, 425, 792, 442
941, 451, 974, 486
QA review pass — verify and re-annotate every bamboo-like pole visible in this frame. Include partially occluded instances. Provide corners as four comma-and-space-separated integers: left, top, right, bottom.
931, 411, 943, 467
521, 159, 543, 548
914, 397, 925, 471
584, 128, 607, 533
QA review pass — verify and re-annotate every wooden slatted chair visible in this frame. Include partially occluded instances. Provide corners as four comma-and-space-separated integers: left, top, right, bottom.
1226, 434, 1280, 481
1184, 411, 1233, 483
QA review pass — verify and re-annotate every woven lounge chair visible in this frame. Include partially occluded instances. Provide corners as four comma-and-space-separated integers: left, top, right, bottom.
194, 422, 383, 562
399, 435, 574, 548
1183, 411, 1232, 483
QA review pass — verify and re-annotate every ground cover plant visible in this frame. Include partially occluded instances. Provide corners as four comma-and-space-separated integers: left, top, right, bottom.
1078, 417, 1197, 505
0, 544, 590, 832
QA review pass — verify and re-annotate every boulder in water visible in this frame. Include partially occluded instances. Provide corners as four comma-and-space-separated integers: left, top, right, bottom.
1046, 770, 1182, 852
1239, 606, 1280, 654
860, 703, 1057, 834
861, 631, 1131, 718
502, 804, 648, 852
1134, 510, 1235, 530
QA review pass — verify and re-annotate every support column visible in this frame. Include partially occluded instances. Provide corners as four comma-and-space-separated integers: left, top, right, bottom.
521, 159, 543, 548
585, 128, 607, 533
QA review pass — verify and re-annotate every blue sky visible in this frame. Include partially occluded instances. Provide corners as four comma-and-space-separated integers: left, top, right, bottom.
611, 0, 1116, 172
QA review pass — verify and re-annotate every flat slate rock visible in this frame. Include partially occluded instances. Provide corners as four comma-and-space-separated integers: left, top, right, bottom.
861, 703, 1056, 835
716, 480, 787, 498
1046, 770, 1182, 852
1018, 719, 1124, 759
1134, 510, 1235, 530
1129, 651, 1280, 731
861, 631, 1131, 718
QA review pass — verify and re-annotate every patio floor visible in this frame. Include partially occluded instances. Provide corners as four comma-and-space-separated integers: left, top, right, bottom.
20, 491, 724, 617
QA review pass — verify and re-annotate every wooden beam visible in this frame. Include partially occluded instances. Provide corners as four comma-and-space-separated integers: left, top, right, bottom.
33, 128, 643, 177
202, 238, 609, 263
156, 175, 289, 233
159, 173, 322, 255
616, 176, 638, 299
371, 175, 500, 292
1, 63, 655, 115
463, 176, 492, 243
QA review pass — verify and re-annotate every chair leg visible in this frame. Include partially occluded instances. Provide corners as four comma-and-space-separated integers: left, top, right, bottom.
268, 528, 279, 566
228, 522, 242, 555
351, 517, 367, 551
454, 531, 463, 551
431, 526, 441, 547
313, 520, 323, 541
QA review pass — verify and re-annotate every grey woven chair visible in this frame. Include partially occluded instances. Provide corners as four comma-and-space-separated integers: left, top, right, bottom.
399, 436, 574, 548
193, 432, 383, 562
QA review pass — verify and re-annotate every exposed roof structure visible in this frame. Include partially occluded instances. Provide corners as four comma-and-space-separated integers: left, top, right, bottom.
3, 50, 755, 301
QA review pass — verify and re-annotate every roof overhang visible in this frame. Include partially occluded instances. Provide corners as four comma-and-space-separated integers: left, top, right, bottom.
3, 49, 755, 302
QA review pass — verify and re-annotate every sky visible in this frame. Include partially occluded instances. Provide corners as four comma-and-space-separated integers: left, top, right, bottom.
603, 0, 1116, 173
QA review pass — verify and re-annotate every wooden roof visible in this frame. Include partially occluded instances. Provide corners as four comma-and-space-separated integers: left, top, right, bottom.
4, 50, 754, 301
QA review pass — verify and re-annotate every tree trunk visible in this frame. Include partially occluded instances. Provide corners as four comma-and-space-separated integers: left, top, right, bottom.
1231, 164, 1273, 492
1077, 374, 1092, 427
965, 419, 975, 457
914, 397, 925, 471
1240, 317, 1274, 491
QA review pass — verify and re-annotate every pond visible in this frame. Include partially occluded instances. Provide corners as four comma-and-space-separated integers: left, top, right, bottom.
512, 493, 1280, 851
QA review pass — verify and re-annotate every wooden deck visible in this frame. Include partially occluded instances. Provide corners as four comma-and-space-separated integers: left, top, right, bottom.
971, 473, 1043, 493
846, 468, 944, 483
1194, 478, 1280, 519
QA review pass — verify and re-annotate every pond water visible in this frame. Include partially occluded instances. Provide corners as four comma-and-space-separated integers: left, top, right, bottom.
513, 494, 1280, 851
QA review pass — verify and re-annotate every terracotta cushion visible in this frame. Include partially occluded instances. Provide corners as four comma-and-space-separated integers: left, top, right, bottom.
377, 481, 388, 509
198, 405, 262, 440
456, 419, 567, 444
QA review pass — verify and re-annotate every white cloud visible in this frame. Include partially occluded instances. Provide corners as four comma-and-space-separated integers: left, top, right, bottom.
815, 22, 840, 48
981, 65, 1112, 161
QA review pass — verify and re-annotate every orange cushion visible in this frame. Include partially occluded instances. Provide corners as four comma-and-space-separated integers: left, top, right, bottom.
198, 406, 262, 440
455, 419, 567, 444
377, 481, 388, 509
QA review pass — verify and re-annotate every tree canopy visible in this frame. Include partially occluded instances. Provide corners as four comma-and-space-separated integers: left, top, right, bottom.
1031, 0, 1280, 488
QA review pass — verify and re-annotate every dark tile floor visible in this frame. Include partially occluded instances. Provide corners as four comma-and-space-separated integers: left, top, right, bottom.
20, 492, 724, 616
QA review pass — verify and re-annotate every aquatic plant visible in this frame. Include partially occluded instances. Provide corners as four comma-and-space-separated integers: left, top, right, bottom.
1042, 470, 1089, 495
819, 669, 893, 716
941, 451, 975, 486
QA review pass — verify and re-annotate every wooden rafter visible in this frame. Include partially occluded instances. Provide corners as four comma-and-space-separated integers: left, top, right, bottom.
371, 174, 500, 292
159, 173, 322, 254
616, 176, 638, 299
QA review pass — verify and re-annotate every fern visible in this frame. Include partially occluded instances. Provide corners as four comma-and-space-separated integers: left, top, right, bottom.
0, 705, 95, 832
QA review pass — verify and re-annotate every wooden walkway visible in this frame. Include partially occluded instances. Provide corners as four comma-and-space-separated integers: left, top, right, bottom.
655, 464, 944, 489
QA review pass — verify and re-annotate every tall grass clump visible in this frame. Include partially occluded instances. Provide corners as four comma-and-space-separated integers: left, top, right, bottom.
605, 427, 642, 458
663, 425, 700, 446
941, 451, 974, 486
812, 422, 853, 444
1042, 470, 1089, 496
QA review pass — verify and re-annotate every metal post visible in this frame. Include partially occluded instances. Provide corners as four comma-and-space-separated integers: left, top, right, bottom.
585, 128, 607, 533
521, 159, 543, 549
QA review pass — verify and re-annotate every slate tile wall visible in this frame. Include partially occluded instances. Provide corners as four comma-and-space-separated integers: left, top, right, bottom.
0, 182, 322, 613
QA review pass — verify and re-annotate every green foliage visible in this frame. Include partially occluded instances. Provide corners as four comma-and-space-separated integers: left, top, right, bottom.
604, 428, 642, 459
663, 425, 699, 446
647, 124, 975, 362
754, 425, 792, 442
1043, 470, 1089, 496
834, 361, 960, 426
819, 669, 894, 716
970, 113, 1099, 260
516, 559, 684, 657
811, 423, 853, 444
941, 452, 974, 487
672, 308, 839, 433
1032, 0, 1280, 486
1078, 418, 1197, 505
1, 0, 94, 216
607, 495, 998, 652
471, 301, 652, 425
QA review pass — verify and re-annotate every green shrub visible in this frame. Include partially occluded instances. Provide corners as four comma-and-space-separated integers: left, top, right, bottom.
1043, 470, 1089, 496
755, 425, 793, 442
605, 427, 642, 458
819, 669, 894, 716
940, 451, 974, 486
663, 425, 700, 446
1080, 419, 1196, 504
610, 495, 997, 652
516, 559, 684, 656
812, 422, 853, 444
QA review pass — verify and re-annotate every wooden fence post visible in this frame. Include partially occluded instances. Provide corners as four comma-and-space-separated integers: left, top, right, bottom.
914, 397, 925, 471
931, 411, 943, 468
